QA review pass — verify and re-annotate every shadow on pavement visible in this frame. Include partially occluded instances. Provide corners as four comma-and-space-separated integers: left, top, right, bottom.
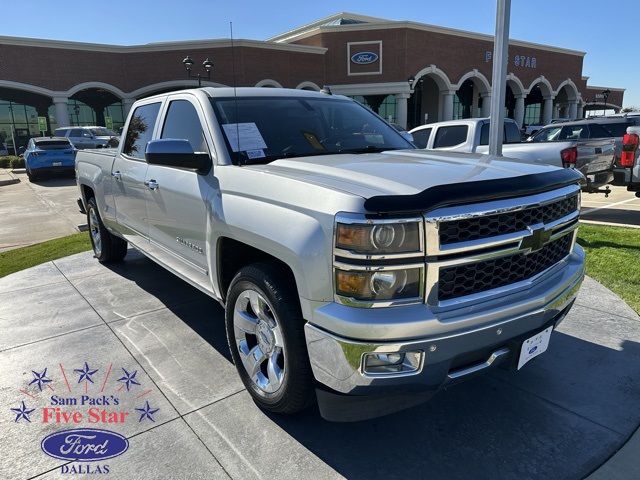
97, 251, 640, 480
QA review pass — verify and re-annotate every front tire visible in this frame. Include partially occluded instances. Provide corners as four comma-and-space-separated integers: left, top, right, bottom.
225, 262, 315, 414
87, 197, 127, 263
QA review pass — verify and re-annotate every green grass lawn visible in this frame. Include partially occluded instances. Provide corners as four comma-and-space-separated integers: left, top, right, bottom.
0, 224, 638, 315
0, 232, 92, 278
577, 223, 640, 314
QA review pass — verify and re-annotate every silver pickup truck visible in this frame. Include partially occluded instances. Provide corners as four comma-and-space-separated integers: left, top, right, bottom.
409, 117, 615, 194
76, 88, 585, 421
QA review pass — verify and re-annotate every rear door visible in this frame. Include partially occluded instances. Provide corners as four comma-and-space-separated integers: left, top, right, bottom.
111, 100, 162, 245
143, 96, 212, 285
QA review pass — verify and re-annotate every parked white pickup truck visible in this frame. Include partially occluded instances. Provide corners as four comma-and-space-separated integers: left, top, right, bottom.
409, 117, 615, 194
76, 88, 585, 421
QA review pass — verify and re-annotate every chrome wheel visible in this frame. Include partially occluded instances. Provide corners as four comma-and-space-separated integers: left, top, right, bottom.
233, 289, 285, 394
85, 197, 127, 263
88, 205, 102, 257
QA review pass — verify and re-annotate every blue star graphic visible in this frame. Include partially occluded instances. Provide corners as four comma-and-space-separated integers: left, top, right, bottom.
135, 401, 159, 423
117, 368, 141, 391
11, 401, 35, 423
74, 362, 99, 384
29, 368, 52, 391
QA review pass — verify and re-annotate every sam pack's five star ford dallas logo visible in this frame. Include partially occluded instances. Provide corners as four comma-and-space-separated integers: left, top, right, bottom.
10, 361, 160, 475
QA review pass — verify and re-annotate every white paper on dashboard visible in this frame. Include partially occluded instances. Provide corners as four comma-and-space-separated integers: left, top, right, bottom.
222, 123, 268, 152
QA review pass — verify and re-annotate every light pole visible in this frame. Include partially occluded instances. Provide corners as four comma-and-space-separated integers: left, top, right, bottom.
602, 89, 610, 116
182, 56, 213, 87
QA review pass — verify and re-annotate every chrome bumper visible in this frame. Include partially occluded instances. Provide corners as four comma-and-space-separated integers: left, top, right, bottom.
305, 249, 585, 397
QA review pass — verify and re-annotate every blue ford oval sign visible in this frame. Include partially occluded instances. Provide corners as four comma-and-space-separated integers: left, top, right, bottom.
351, 52, 378, 64
41, 428, 129, 462
528, 346, 538, 355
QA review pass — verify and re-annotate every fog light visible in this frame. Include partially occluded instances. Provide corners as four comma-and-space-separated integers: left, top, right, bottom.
362, 350, 422, 375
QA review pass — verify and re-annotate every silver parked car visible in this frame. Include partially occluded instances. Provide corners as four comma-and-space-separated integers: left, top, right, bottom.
54, 126, 117, 149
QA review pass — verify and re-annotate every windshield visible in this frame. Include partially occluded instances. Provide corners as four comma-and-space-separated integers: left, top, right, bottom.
34, 140, 73, 150
210, 96, 414, 164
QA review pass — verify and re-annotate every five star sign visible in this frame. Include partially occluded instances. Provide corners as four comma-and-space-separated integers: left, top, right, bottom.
11, 362, 161, 426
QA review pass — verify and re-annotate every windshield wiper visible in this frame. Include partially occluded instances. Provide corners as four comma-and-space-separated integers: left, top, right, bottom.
240, 150, 333, 165
338, 145, 394, 154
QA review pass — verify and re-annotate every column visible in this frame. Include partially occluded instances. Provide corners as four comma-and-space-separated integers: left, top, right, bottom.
123, 98, 136, 117
395, 93, 410, 129
543, 97, 554, 125
471, 84, 479, 118
481, 93, 491, 117
569, 101, 578, 119
53, 97, 70, 129
442, 92, 455, 121
514, 95, 525, 130
577, 103, 584, 119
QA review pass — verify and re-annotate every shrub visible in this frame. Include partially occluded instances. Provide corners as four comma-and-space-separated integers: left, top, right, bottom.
10, 156, 25, 169
0, 157, 10, 168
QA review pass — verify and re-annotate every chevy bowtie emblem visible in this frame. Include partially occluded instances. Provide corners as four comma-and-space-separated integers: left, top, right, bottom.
520, 225, 551, 253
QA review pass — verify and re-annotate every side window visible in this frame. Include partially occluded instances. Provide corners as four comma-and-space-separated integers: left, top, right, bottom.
531, 126, 561, 142
411, 128, 432, 148
479, 123, 520, 145
504, 122, 522, 143
160, 100, 207, 152
433, 125, 468, 148
599, 122, 631, 137
588, 123, 613, 138
70, 129, 83, 137
123, 102, 161, 159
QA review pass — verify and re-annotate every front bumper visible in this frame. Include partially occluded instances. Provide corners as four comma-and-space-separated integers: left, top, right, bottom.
305, 249, 584, 419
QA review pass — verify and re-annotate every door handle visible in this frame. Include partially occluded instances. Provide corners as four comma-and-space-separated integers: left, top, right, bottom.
144, 179, 159, 191
112, 171, 122, 180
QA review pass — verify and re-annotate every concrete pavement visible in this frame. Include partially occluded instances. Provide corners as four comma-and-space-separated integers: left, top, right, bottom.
0, 168, 85, 252
1, 167, 640, 478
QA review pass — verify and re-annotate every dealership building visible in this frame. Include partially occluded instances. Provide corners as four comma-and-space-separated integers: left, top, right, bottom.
0, 12, 624, 150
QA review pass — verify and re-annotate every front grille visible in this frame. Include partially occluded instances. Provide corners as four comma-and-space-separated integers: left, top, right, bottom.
439, 194, 578, 245
438, 233, 573, 302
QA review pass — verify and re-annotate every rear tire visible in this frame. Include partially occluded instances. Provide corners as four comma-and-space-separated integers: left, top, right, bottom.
225, 262, 315, 414
87, 197, 127, 263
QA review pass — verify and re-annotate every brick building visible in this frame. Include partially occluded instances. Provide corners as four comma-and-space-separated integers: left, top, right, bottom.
0, 12, 623, 151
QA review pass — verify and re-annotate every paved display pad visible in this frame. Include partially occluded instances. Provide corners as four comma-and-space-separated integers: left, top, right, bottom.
1, 250, 639, 479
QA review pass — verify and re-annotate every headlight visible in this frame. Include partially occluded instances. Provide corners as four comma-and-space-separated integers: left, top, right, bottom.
335, 266, 422, 301
336, 221, 421, 254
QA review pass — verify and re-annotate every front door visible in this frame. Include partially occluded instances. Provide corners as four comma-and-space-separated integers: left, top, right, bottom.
111, 101, 161, 246
144, 98, 212, 288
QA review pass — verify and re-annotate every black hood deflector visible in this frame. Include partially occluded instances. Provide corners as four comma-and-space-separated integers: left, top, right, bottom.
364, 168, 583, 214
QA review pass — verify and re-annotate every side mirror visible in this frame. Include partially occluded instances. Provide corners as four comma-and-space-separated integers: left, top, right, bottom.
145, 139, 211, 174
400, 132, 414, 143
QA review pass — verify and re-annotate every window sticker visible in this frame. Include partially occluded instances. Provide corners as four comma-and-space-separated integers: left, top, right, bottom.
222, 123, 268, 152
246, 149, 266, 159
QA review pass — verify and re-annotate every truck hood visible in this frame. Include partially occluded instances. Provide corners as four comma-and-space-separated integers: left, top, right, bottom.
261, 149, 577, 200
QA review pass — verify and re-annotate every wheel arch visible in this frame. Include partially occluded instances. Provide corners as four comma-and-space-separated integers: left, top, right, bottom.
217, 237, 298, 305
